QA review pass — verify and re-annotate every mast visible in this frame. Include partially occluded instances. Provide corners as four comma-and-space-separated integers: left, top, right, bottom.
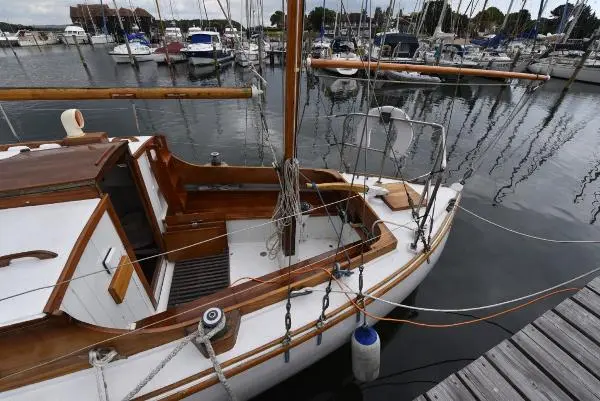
416, 0, 430, 36
499, 0, 515, 33
434, 0, 449, 34
84, 1, 99, 35
280, 0, 304, 256
112, 0, 137, 67
100, 0, 109, 34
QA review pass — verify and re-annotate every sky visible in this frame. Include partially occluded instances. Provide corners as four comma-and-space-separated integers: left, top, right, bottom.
1, 0, 599, 27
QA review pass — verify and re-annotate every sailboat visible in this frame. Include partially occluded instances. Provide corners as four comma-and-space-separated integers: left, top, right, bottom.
0, 1, 550, 400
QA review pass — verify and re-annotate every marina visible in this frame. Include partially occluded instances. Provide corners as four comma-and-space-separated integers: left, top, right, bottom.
1, 0, 600, 399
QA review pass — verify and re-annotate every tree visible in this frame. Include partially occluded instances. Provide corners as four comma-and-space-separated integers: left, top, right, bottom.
502, 9, 532, 35
473, 6, 504, 33
307, 7, 336, 31
373, 7, 383, 26
546, 3, 600, 38
270, 10, 284, 28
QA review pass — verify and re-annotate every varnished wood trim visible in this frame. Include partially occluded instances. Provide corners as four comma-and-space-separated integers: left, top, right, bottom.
0, 250, 58, 268
132, 136, 156, 160
94, 147, 113, 166
129, 151, 165, 252
135, 195, 460, 400
108, 255, 134, 304
0, 186, 100, 210
43, 196, 108, 312
105, 199, 158, 309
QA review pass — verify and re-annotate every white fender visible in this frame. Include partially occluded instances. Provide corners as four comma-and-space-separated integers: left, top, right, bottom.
61, 109, 85, 137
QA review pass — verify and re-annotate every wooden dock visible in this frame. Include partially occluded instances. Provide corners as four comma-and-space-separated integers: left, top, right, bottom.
415, 275, 600, 401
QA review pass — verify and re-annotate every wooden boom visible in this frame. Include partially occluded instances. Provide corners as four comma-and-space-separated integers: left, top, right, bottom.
0, 86, 259, 101
307, 58, 550, 81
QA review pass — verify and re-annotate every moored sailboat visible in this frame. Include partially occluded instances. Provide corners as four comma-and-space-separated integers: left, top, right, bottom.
0, 2, 551, 400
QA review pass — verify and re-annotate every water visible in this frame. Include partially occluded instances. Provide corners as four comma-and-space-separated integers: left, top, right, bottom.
3, 45, 600, 400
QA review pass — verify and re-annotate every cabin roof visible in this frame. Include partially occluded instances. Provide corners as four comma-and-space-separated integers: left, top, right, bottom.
0, 198, 101, 327
0, 142, 126, 197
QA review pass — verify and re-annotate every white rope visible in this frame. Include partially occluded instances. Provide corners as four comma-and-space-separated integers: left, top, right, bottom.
89, 349, 118, 401
459, 205, 600, 243
198, 319, 237, 400
266, 158, 301, 259
0, 194, 359, 304
122, 319, 229, 401
316, 266, 600, 313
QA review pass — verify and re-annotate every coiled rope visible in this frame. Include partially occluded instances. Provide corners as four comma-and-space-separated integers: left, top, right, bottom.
266, 158, 301, 259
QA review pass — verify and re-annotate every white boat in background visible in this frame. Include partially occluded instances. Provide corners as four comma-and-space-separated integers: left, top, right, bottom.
0, 32, 19, 47
152, 42, 187, 64
368, 32, 420, 64
311, 37, 331, 58
223, 27, 239, 40
164, 26, 183, 42
90, 33, 115, 45
322, 37, 361, 76
182, 31, 234, 66
109, 42, 156, 63
16, 30, 59, 46
187, 25, 203, 39
60, 25, 89, 45
528, 51, 600, 84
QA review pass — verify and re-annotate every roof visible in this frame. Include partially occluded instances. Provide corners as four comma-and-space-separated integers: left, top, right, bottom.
0, 142, 126, 197
0, 198, 101, 327
70, 5, 154, 19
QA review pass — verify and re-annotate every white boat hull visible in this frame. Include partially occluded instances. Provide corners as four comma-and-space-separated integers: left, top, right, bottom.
2, 172, 460, 401
528, 62, 600, 84
91, 35, 115, 44
153, 53, 187, 63
18, 38, 60, 47
62, 35, 89, 45
110, 53, 155, 63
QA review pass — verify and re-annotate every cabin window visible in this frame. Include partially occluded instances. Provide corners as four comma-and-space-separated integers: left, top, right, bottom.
99, 157, 160, 285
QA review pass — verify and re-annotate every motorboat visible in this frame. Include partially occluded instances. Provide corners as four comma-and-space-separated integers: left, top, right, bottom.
109, 35, 156, 63
60, 25, 89, 45
16, 30, 60, 46
181, 32, 234, 66
321, 37, 361, 76
153, 42, 187, 64
165, 26, 183, 42
311, 37, 331, 59
367, 32, 420, 64
90, 33, 115, 45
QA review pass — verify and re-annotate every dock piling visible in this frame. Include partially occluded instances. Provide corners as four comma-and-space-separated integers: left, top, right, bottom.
73, 35, 88, 69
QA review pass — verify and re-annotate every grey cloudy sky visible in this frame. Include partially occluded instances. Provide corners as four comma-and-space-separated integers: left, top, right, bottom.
1, 0, 599, 27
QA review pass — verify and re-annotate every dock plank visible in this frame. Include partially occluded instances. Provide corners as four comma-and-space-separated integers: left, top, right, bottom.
425, 374, 477, 401
573, 287, 600, 316
586, 276, 600, 293
458, 356, 525, 401
514, 325, 600, 400
414, 276, 600, 401
555, 298, 600, 343
485, 340, 570, 401
534, 311, 600, 375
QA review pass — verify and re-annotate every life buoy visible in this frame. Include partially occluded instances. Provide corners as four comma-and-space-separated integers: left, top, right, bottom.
357, 106, 413, 156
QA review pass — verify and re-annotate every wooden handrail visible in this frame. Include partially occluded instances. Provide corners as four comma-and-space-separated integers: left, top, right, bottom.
0, 87, 260, 101
306, 58, 550, 81
0, 250, 58, 267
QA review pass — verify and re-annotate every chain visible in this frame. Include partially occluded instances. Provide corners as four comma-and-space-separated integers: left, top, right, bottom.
282, 290, 292, 362
356, 264, 366, 324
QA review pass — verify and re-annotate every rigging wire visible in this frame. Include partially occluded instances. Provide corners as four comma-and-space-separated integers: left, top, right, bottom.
0, 214, 416, 384
459, 205, 600, 243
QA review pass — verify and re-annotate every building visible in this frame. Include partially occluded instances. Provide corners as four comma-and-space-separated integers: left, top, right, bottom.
70, 4, 155, 37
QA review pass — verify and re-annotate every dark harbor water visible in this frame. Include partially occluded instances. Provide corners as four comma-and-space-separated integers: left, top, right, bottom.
3, 45, 600, 400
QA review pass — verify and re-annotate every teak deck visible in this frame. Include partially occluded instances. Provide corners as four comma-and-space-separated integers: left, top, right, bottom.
414, 275, 600, 401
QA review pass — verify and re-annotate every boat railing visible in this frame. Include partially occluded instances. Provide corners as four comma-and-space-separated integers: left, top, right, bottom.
324, 110, 447, 248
